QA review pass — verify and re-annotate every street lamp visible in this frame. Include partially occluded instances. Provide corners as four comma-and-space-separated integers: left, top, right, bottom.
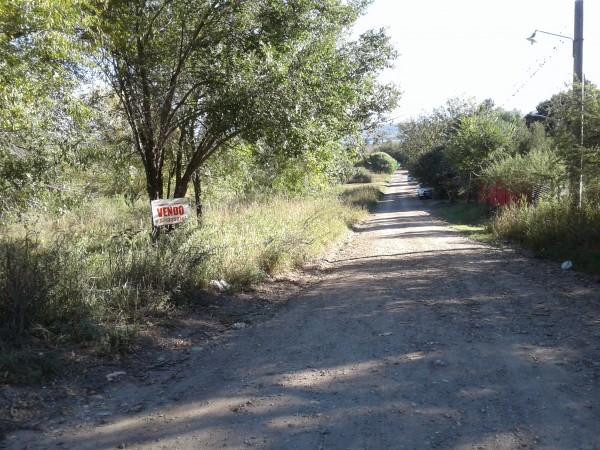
527, 30, 572, 44
525, 29, 582, 84
527, 0, 584, 206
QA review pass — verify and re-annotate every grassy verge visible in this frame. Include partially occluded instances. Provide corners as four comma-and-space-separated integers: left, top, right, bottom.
340, 173, 390, 211
432, 199, 600, 277
491, 200, 600, 275
430, 202, 498, 245
1, 188, 379, 384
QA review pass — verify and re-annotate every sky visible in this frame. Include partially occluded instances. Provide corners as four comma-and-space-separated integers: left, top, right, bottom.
352, 0, 599, 122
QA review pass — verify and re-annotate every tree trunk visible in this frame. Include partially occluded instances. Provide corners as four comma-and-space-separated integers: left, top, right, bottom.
466, 175, 472, 204
145, 164, 164, 242
192, 172, 203, 220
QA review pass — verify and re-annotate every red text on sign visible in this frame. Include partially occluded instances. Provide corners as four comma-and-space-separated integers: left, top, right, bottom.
156, 206, 185, 218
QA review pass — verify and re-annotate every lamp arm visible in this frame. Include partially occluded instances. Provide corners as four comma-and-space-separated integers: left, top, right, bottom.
533, 30, 574, 41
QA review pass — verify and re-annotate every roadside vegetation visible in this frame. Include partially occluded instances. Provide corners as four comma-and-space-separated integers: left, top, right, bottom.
430, 203, 497, 246
1, 190, 381, 384
341, 173, 392, 211
0, 0, 400, 383
391, 84, 600, 276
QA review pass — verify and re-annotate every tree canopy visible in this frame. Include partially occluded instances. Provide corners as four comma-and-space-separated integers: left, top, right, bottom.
0, 0, 94, 212
92, 0, 399, 233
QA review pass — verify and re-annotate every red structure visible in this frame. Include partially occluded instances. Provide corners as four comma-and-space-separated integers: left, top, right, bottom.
479, 182, 530, 208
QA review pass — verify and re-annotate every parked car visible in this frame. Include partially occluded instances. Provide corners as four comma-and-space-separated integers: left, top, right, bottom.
418, 185, 434, 199
407, 174, 414, 182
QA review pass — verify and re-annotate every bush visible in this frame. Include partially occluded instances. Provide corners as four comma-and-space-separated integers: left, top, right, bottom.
372, 142, 403, 164
346, 167, 373, 184
340, 185, 385, 211
366, 152, 397, 174
0, 193, 369, 382
491, 199, 600, 274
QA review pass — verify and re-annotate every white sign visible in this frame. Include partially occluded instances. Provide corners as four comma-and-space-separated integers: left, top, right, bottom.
151, 197, 191, 227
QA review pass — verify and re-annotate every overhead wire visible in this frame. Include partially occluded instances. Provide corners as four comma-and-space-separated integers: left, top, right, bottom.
499, 40, 569, 110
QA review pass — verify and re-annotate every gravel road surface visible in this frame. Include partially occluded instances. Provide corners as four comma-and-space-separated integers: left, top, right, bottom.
5, 171, 600, 449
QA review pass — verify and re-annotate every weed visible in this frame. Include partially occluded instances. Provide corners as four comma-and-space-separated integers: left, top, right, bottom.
0, 192, 368, 382
347, 167, 373, 184
491, 200, 600, 275
340, 185, 385, 211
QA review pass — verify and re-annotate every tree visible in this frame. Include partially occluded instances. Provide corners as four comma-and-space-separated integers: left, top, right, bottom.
94, 0, 399, 235
481, 122, 566, 203
542, 81, 600, 205
398, 97, 478, 197
0, 0, 93, 214
446, 110, 519, 202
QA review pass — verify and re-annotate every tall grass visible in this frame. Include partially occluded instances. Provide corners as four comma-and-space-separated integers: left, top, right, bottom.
492, 199, 600, 274
198, 196, 364, 284
340, 173, 390, 211
1, 193, 368, 382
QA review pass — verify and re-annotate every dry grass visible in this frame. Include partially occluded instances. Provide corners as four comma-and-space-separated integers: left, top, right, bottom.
0, 193, 369, 383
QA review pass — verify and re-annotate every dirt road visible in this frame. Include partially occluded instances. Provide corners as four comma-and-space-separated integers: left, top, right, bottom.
5, 171, 600, 449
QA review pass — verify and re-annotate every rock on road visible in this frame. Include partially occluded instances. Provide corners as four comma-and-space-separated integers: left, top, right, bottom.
6, 171, 600, 449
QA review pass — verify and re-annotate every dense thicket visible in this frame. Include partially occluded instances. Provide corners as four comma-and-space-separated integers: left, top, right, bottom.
397, 86, 600, 206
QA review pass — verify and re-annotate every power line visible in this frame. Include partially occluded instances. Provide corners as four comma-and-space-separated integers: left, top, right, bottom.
499, 41, 569, 110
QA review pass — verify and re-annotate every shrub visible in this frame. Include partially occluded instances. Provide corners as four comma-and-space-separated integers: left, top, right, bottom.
491, 199, 600, 274
366, 152, 397, 174
340, 185, 384, 211
373, 142, 403, 164
346, 167, 373, 184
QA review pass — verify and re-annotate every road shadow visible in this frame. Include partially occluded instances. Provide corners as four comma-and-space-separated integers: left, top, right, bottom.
8, 172, 600, 449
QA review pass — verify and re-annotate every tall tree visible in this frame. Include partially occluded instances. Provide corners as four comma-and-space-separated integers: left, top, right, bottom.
446, 110, 519, 201
397, 97, 478, 197
0, 0, 93, 213
94, 0, 398, 234
543, 82, 600, 205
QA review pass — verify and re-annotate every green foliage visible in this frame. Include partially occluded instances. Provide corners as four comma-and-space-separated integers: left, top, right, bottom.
364, 151, 397, 174
482, 146, 566, 200
0, 0, 97, 216
95, 0, 399, 215
0, 89, 141, 218
339, 184, 385, 211
447, 112, 519, 181
371, 141, 403, 163
540, 82, 600, 205
346, 167, 373, 184
491, 200, 600, 275
192, 139, 360, 206
398, 97, 479, 192
0, 0, 91, 125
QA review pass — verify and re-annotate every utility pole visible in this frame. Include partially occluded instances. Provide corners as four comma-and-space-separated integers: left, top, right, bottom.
574, 0, 584, 206
573, 0, 583, 84
526, 2, 584, 205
